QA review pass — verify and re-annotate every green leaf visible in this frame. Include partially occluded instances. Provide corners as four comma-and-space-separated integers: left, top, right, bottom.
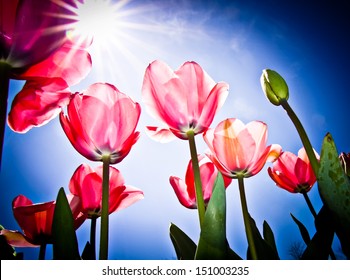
290, 213, 311, 245
52, 188, 80, 260
81, 241, 95, 260
317, 133, 350, 258
195, 173, 228, 259
263, 220, 280, 258
247, 215, 279, 260
169, 223, 197, 260
301, 206, 335, 260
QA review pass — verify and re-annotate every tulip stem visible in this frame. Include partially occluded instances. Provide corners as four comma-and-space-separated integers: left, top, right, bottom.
38, 243, 46, 260
302, 192, 317, 218
301, 191, 336, 260
280, 99, 319, 176
90, 217, 97, 260
238, 175, 258, 260
187, 130, 205, 229
0, 62, 11, 169
99, 155, 110, 260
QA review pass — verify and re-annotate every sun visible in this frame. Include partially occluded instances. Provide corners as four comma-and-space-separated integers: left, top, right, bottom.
71, 0, 126, 47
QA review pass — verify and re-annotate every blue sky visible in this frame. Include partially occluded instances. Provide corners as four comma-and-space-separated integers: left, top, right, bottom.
1, 0, 349, 259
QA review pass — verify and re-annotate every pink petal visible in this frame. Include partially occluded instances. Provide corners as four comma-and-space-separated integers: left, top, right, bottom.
213, 118, 255, 172
169, 176, 196, 209
18, 44, 92, 87
8, 0, 78, 68
12, 195, 56, 241
8, 79, 71, 133
268, 167, 298, 193
109, 185, 144, 214
145, 126, 177, 143
198, 82, 229, 129
0, 229, 38, 248
248, 144, 281, 176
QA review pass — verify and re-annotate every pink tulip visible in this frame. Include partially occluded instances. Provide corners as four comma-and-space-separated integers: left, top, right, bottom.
1, 0, 92, 133
60, 83, 141, 164
204, 118, 282, 178
142, 60, 229, 142
0, 0, 79, 70
2, 194, 86, 247
170, 155, 231, 209
268, 147, 319, 193
7, 39, 92, 133
69, 163, 144, 217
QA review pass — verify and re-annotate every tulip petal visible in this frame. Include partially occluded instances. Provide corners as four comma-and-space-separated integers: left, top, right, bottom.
9, 0, 77, 68
146, 126, 177, 143
18, 44, 92, 87
142, 60, 228, 140
109, 185, 144, 214
268, 167, 298, 193
8, 79, 71, 133
0, 229, 38, 248
198, 82, 229, 129
169, 176, 196, 209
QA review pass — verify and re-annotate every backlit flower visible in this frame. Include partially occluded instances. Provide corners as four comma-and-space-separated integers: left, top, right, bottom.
7, 39, 92, 133
60, 83, 141, 164
142, 60, 229, 142
0, 0, 78, 70
169, 155, 231, 209
3, 194, 86, 247
204, 118, 281, 178
69, 163, 144, 218
268, 147, 319, 193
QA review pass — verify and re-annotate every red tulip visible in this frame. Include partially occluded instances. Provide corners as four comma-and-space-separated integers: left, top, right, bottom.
204, 118, 282, 178
3, 194, 86, 247
7, 41, 92, 133
268, 147, 319, 193
142, 60, 229, 142
170, 155, 231, 209
60, 83, 141, 164
69, 163, 144, 218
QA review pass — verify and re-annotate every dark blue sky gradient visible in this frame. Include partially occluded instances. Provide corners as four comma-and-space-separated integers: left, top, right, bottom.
1, 0, 349, 260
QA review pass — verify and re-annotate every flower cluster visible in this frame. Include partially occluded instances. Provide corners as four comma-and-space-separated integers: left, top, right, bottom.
1, 0, 349, 261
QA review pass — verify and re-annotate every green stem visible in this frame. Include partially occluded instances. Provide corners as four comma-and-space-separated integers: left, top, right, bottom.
90, 217, 97, 260
280, 99, 319, 176
0, 62, 11, 168
302, 191, 336, 260
238, 176, 258, 260
38, 243, 46, 260
99, 155, 110, 260
302, 192, 317, 218
187, 130, 205, 229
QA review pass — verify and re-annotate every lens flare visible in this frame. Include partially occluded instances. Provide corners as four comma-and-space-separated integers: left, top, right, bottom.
72, 0, 123, 46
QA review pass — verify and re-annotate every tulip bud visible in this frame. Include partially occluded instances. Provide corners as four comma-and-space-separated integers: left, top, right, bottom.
260, 69, 289, 106
339, 152, 350, 177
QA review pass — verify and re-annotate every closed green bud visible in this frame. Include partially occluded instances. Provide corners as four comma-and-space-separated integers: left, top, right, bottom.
260, 69, 289, 106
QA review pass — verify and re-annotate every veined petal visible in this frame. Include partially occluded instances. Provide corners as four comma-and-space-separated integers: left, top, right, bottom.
169, 176, 196, 209
198, 82, 229, 130
8, 0, 77, 69
142, 60, 228, 140
59, 111, 101, 161
0, 229, 38, 248
18, 44, 92, 87
8, 79, 71, 133
247, 144, 281, 176
109, 185, 144, 214
213, 118, 255, 171
268, 167, 298, 193
145, 126, 177, 143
